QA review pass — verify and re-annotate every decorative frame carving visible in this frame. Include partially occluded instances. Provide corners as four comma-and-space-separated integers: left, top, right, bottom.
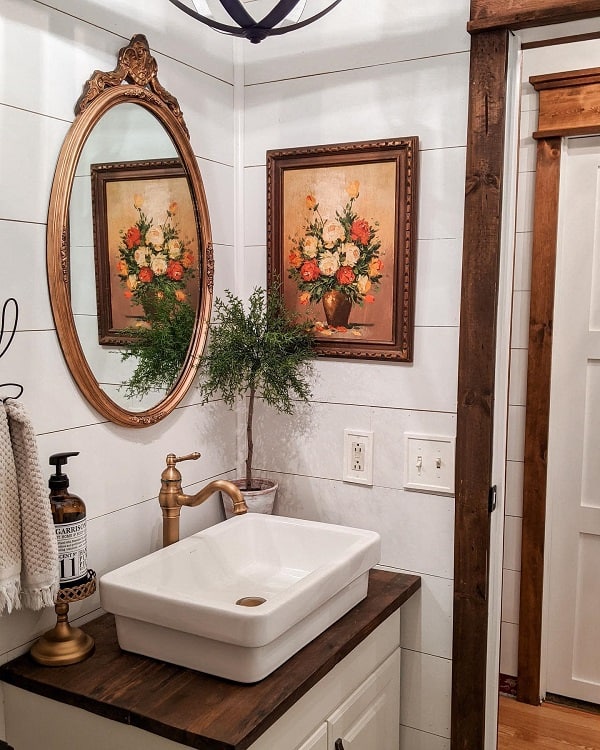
267, 138, 418, 361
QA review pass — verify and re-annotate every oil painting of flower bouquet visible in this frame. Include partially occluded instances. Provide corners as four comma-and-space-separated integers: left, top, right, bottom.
287, 181, 384, 332
267, 138, 418, 361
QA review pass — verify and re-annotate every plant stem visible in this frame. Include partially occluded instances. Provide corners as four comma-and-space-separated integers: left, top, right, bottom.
246, 385, 255, 490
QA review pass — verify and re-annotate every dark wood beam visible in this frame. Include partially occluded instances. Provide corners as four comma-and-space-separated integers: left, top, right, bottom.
469, 0, 600, 32
452, 28, 509, 750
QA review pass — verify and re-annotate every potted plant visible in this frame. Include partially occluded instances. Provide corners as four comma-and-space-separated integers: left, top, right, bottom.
198, 284, 315, 515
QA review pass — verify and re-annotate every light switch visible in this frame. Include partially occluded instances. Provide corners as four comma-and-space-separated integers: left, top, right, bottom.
404, 433, 455, 494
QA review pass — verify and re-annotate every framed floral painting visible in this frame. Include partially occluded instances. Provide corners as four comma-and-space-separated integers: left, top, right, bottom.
267, 138, 418, 360
90, 158, 200, 345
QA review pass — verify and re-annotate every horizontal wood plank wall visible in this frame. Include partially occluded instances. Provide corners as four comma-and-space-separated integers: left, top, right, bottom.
469, 0, 600, 31
453, 27, 509, 750
518, 136, 561, 706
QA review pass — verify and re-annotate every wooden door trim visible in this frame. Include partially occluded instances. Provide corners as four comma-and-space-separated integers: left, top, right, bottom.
456, 4, 600, 746
516, 69, 600, 705
469, 0, 600, 32
517, 136, 561, 704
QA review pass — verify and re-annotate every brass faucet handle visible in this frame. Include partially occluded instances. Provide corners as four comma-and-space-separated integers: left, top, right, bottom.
166, 452, 201, 466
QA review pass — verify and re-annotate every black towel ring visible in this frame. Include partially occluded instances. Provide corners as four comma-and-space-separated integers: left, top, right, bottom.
0, 297, 23, 401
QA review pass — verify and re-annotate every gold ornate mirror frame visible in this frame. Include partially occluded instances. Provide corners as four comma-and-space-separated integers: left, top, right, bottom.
47, 35, 213, 427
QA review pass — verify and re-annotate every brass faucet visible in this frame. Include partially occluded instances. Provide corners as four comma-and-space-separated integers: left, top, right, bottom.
159, 452, 247, 547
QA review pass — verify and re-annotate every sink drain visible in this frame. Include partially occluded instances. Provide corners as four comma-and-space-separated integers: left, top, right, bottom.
235, 596, 266, 607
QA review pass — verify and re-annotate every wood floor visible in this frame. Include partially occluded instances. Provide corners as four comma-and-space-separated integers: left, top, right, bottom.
498, 696, 600, 749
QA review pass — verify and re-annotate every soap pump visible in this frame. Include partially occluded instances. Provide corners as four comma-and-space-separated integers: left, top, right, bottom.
49, 451, 88, 588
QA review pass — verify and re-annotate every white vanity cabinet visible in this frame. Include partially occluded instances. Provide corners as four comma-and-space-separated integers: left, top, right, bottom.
244, 612, 401, 750
3, 612, 401, 750
2, 571, 419, 750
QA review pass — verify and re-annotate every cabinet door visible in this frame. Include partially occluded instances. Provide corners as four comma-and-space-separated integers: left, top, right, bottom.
327, 650, 400, 750
297, 724, 328, 750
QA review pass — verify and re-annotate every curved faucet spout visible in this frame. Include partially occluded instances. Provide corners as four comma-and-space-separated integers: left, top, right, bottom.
178, 479, 246, 513
159, 453, 247, 547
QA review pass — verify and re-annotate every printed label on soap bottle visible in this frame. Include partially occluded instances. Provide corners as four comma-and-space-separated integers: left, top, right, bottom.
55, 519, 87, 584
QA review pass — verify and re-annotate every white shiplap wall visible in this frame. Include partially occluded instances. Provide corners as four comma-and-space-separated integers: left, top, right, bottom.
240, 2, 470, 746
0, 1, 236, 734
1, 2, 472, 748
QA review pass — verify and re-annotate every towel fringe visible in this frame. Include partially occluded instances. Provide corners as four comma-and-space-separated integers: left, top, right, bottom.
20, 583, 59, 611
0, 578, 22, 615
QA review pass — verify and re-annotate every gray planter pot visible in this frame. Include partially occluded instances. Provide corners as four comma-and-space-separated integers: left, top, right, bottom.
221, 478, 278, 519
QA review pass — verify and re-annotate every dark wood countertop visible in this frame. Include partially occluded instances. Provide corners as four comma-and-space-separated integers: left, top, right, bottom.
1, 569, 420, 750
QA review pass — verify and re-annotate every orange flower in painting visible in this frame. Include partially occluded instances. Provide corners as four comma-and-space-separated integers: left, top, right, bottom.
299, 292, 310, 306
336, 266, 355, 285
138, 267, 154, 283
300, 260, 320, 282
368, 257, 383, 278
124, 290, 133, 299
346, 180, 360, 199
289, 248, 303, 269
350, 218, 370, 245
125, 225, 141, 249
306, 194, 317, 210
175, 290, 187, 302
364, 294, 375, 304
116, 260, 128, 277
166, 260, 184, 281
168, 201, 178, 214
182, 251, 194, 269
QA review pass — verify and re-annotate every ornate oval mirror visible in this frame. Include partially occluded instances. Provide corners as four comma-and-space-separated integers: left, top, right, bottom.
47, 35, 213, 427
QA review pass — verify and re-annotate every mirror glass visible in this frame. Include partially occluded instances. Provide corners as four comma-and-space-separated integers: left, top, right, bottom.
47, 35, 213, 427
69, 104, 197, 410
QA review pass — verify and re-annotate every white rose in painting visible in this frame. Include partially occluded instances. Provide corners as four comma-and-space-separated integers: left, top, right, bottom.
126, 274, 138, 291
150, 253, 168, 276
357, 274, 371, 295
322, 220, 345, 248
319, 250, 340, 277
134, 246, 149, 267
146, 225, 165, 247
303, 235, 319, 258
342, 243, 360, 267
168, 239, 181, 259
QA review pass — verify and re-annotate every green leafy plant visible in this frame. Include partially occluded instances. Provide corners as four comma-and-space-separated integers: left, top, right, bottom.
198, 284, 316, 491
119, 288, 195, 399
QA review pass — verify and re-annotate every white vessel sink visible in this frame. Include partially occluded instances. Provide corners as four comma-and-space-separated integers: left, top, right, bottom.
99, 514, 380, 682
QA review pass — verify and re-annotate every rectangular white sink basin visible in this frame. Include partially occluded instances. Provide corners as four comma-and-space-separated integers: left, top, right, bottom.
99, 514, 380, 682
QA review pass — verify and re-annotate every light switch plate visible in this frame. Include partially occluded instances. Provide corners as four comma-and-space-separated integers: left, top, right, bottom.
404, 433, 455, 494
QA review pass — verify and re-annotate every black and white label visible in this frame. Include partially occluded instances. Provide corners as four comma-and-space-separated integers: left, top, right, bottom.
55, 519, 87, 583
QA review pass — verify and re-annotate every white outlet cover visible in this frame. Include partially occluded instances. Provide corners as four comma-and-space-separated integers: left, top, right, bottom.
343, 429, 373, 485
403, 433, 455, 495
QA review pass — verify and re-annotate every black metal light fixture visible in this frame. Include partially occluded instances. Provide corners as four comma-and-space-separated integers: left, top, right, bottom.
167, 0, 344, 44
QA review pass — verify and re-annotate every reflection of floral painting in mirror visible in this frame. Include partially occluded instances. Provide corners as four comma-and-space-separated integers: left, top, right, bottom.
91, 159, 200, 345
282, 161, 397, 344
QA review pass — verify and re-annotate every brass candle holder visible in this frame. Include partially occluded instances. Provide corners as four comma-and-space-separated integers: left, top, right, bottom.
30, 571, 96, 666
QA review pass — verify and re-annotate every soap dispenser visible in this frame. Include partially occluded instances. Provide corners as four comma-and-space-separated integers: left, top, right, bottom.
49, 451, 88, 588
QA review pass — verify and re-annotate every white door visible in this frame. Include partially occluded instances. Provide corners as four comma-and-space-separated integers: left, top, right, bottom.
545, 135, 600, 704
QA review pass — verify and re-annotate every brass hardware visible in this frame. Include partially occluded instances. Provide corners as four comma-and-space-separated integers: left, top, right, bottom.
235, 596, 266, 607
159, 452, 247, 546
30, 572, 96, 666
